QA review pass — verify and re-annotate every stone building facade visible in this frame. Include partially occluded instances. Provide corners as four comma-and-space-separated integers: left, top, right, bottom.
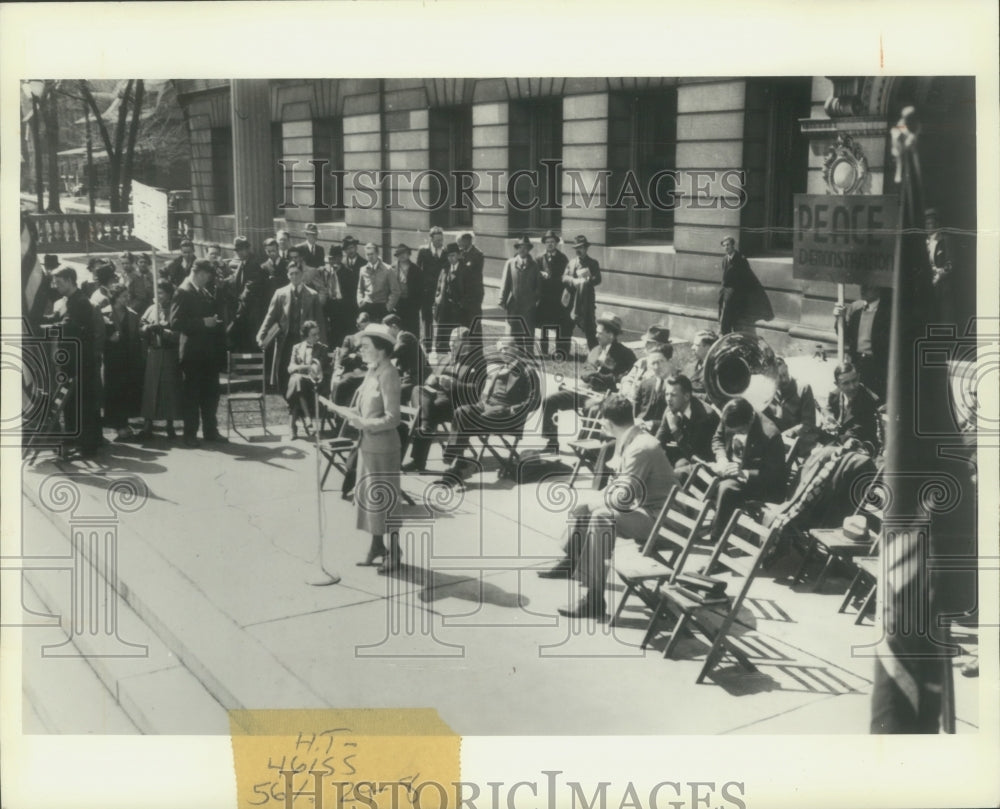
174, 76, 975, 352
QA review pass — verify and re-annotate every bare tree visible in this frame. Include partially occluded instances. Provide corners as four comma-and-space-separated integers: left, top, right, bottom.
77, 79, 146, 212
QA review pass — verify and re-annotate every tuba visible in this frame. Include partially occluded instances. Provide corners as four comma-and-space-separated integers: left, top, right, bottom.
702, 332, 779, 412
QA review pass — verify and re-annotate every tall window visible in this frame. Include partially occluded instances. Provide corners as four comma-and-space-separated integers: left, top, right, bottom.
211, 126, 234, 215
748, 78, 811, 252
607, 88, 678, 245
508, 98, 563, 235
313, 117, 346, 223
429, 105, 473, 229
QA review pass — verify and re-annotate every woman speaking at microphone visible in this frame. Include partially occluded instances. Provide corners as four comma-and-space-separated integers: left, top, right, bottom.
327, 323, 403, 573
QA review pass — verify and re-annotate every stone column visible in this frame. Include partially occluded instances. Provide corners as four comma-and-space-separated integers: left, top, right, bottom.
230, 80, 274, 252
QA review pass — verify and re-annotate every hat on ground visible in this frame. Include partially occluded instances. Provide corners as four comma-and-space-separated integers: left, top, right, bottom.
393, 243, 412, 256
304, 223, 318, 234
596, 312, 623, 334
342, 235, 359, 247
842, 515, 870, 543
641, 324, 671, 345
361, 323, 397, 352
512, 235, 533, 248
233, 236, 250, 250
445, 242, 461, 255
569, 235, 591, 249
542, 230, 560, 243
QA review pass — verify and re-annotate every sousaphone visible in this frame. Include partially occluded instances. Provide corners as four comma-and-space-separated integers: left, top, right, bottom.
702, 331, 779, 412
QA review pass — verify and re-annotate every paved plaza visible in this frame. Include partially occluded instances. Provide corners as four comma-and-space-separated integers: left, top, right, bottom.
18, 401, 980, 736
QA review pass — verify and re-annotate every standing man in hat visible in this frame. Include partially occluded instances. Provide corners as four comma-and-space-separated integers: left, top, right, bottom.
44, 267, 103, 457
170, 260, 228, 447
340, 236, 364, 323
433, 243, 467, 354
718, 236, 773, 336
832, 282, 891, 401
357, 242, 400, 323
166, 239, 197, 288
563, 235, 602, 349
392, 243, 421, 337
457, 232, 484, 331
537, 230, 570, 358
227, 235, 267, 353
416, 226, 448, 345
539, 312, 636, 453
260, 238, 288, 298
296, 222, 325, 269
499, 236, 542, 354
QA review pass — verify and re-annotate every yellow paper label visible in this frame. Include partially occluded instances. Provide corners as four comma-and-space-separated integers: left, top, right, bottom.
229, 709, 460, 809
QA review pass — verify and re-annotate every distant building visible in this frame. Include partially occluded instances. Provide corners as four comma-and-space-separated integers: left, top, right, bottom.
174, 77, 975, 351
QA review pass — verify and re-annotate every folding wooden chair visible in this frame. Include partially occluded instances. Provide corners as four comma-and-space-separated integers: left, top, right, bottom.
611, 486, 713, 643
793, 472, 885, 591
837, 536, 881, 624
682, 462, 720, 503
226, 352, 268, 439
565, 414, 611, 487
649, 509, 778, 683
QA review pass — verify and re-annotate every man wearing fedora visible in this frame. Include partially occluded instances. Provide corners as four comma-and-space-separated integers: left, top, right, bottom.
539, 311, 636, 453
392, 243, 421, 337
619, 324, 673, 401
499, 236, 542, 354
537, 230, 570, 358
296, 222, 325, 269
718, 236, 773, 336
227, 236, 268, 353
457, 232, 485, 332
340, 236, 365, 322
416, 226, 449, 345
433, 242, 467, 354
563, 235, 603, 349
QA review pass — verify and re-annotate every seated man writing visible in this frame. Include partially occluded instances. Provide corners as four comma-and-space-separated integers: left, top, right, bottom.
819, 361, 881, 456
540, 312, 637, 453
763, 356, 818, 451
403, 326, 481, 472
655, 373, 720, 478
439, 335, 540, 482
538, 394, 677, 620
707, 396, 786, 543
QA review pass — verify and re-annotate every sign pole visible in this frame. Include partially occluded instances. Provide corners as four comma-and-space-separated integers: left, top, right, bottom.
836, 283, 845, 364
151, 247, 160, 324
307, 387, 340, 587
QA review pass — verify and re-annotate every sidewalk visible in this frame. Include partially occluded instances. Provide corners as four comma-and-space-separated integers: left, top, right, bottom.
17, 386, 979, 736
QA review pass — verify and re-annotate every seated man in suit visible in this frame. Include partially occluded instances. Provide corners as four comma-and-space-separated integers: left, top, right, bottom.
619, 324, 672, 402
439, 335, 540, 482
632, 343, 673, 431
763, 356, 818, 452
819, 361, 882, 456
540, 312, 637, 453
383, 313, 431, 406
707, 397, 787, 542
655, 373, 720, 479
687, 329, 717, 399
539, 394, 677, 620
403, 326, 481, 472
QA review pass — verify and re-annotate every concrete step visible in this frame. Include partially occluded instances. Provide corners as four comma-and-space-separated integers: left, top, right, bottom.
17, 495, 277, 734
